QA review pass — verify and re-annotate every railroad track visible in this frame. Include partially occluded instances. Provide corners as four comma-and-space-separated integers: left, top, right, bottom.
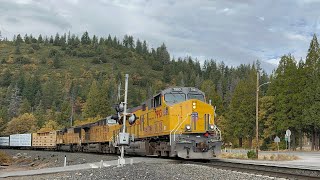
178, 159, 320, 180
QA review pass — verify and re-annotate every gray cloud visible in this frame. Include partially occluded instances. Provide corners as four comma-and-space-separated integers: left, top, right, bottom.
5, 17, 19, 24
1, 0, 320, 73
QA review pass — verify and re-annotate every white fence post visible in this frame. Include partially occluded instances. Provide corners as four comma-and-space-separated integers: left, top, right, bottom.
64, 155, 67, 167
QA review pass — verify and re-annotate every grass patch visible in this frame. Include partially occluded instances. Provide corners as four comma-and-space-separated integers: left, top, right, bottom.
219, 152, 248, 159
260, 154, 299, 161
0, 151, 12, 165
219, 152, 299, 161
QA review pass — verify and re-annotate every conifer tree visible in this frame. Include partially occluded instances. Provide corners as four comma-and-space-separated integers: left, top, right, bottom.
19, 98, 31, 114
38, 34, 43, 43
267, 55, 300, 143
16, 34, 23, 45
83, 80, 101, 118
54, 33, 60, 46
302, 34, 320, 150
81, 31, 91, 45
226, 68, 256, 148
24, 34, 30, 44
8, 85, 22, 118
99, 80, 111, 117
136, 39, 143, 54
142, 40, 148, 54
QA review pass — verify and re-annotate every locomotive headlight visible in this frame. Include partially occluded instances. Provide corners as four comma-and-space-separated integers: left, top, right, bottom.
209, 124, 215, 130
185, 125, 191, 131
192, 102, 196, 109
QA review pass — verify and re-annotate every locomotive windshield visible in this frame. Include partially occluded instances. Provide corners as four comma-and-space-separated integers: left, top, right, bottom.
164, 93, 186, 104
187, 93, 205, 102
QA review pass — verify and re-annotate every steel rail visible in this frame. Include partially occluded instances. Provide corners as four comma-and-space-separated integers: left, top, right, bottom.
179, 159, 320, 180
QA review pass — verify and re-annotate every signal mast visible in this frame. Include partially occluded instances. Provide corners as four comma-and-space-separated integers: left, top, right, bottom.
111, 74, 137, 166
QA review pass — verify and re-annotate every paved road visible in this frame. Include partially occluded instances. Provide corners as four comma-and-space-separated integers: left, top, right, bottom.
226, 151, 320, 170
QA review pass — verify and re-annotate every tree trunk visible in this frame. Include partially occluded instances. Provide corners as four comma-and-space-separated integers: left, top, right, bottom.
292, 132, 296, 151
316, 132, 320, 151
299, 130, 303, 151
311, 129, 315, 151
248, 136, 252, 149
239, 137, 243, 148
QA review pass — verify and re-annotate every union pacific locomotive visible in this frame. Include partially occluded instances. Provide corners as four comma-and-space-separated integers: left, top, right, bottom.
0, 87, 222, 159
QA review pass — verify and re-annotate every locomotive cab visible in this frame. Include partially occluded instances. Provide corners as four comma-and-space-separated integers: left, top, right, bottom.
161, 87, 222, 159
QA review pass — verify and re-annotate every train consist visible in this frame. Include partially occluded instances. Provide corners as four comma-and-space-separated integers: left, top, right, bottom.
0, 87, 222, 159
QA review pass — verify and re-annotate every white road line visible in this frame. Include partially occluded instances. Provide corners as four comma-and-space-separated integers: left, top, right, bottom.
89, 164, 99, 168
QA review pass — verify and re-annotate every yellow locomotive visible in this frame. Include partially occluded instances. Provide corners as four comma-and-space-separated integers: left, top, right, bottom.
123, 87, 222, 159
1, 87, 222, 159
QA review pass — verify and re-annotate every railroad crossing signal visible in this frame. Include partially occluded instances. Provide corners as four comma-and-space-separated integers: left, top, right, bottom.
286, 129, 291, 137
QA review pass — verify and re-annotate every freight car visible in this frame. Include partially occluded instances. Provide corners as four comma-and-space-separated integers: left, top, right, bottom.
0, 87, 222, 159
32, 131, 57, 149
9, 134, 32, 147
0, 137, 9, 147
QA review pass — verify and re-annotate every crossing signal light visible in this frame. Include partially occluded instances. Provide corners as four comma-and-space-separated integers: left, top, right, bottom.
111, 103, 124, 124
111, 103, 138, 125
110, 113, 137, 125
115, 103, 124, 113
128, 114, 137, 125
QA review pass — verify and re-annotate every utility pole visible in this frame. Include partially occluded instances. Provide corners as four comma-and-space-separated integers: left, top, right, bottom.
256, 72, 259, 158
256, 72, 271, 159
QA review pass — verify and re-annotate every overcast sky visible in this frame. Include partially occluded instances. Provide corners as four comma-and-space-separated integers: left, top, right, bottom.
1, 0, 320, 73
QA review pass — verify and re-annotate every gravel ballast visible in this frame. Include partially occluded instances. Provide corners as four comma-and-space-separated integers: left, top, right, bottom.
6, 162, 280, 180
1, 149, 284, 180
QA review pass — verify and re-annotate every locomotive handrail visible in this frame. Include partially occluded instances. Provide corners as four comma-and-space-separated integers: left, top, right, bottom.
170, 114, 190, 146
169, 115, 180, 146
173, 114, 190, 142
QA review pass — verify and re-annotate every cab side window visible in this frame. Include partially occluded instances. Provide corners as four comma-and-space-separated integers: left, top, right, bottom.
154, 94, 161, 107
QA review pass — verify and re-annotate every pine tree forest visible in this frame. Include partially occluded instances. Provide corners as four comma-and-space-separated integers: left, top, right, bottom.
0, 32, 320, 151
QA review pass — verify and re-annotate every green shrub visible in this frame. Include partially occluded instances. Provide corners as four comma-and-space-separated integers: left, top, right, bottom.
120, 58, 131, 65
28, 48, 34, 54
31, 43, 40, 50
40, 57, 47, 64
151, 61, 163, 71
15, 46, 21, 54
15, 56, 31, 64
49, 49, 59, 58
247, 150, 257, 159
77, 49, 95, 58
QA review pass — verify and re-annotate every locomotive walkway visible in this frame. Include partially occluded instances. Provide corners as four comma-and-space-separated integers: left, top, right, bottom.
0, 157, 171, 178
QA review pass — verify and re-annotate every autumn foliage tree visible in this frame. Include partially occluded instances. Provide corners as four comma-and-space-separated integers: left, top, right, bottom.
4, 113, 37, 135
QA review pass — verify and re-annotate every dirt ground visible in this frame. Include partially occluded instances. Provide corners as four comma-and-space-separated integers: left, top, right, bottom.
0, 149, 118, 173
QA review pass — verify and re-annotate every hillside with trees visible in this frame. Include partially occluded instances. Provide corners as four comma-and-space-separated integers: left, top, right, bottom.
1, 31, 320, 151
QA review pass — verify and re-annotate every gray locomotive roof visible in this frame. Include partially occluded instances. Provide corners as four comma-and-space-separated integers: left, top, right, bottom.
127, 87, 205, 112
160, 87, 205, 95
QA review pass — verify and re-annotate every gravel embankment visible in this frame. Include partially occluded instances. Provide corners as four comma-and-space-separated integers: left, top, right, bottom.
1, 149, 118, 169
7, 162, 281, 180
